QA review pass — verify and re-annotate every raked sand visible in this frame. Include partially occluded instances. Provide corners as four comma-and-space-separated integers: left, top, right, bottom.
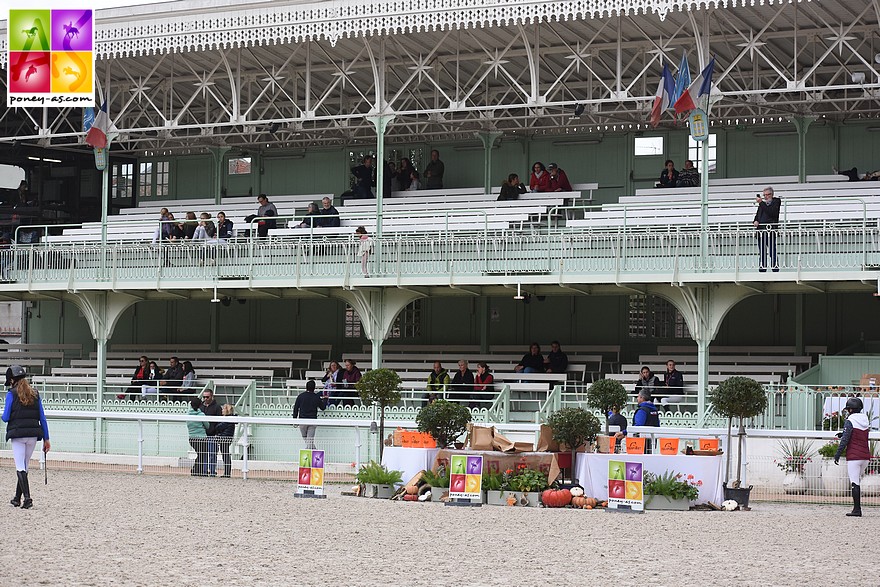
0, 468, 875, 586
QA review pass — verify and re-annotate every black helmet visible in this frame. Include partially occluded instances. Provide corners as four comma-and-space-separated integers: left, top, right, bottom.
9, 365, 25, 380
845, 397, 863, 414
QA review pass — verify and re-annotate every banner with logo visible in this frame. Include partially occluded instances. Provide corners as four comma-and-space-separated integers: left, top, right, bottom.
297, 449, 325, 495
449, 454, 482, 501
608, 460, 644, 511
7, 8, 95, 107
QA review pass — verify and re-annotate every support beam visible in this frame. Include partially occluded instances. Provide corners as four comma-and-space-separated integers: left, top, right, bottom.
366, 114, 394, 238
476, 130, 503, 194
791, 116, 816, 183
335, 288, 424, 368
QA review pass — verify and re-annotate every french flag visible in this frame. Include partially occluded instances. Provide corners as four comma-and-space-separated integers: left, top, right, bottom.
673, 58, 715, 115
85, 101, 110, 149
649, 63, 675, 128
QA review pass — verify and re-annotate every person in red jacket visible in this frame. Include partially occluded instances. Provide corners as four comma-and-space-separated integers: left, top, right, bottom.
529, 162, 550, 192
547, 163, 573, 192
834, 397, 871, 517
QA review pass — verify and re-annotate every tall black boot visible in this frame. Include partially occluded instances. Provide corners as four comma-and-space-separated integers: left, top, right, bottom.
18, 471, 32, 510
10, 474, 22, 507
847, 482, 862, 517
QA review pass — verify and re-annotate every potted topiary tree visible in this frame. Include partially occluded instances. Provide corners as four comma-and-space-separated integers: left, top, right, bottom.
587, 378, 629, 435
356, 368, 402, 459
708, 376, 768, 507
547, 407, 601, 483
416, 399, 472, 449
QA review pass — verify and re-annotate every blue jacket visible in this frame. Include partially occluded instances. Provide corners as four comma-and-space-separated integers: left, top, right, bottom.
3, 389, 50, 440
633, 401, 660, 427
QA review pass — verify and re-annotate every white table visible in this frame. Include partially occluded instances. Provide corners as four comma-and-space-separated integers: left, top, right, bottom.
381, 447, 440, 485
575, 453, 724, 504
822, 397, 880, 428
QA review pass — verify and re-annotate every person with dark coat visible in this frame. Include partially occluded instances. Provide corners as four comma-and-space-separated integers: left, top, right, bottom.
424, 149, 445, 189
514, 343, 544, 374
293, 379, 327, 449
608, 406, 628, 440
473, 362, 494, 408
663, 360, 684, 393
498, 173, 527, 201
658, 160, 678, 188
754, 186, 781, 272
451, 360, 475, 404
351, 155, 376, 199
339, 359, 362, 405
397, 158, 415, 191
547, 163, 573, 192
216, 212, 234, 240
834, 397, 871, 516
3, 365, 50, 509
316, 197, 341, 228
125, 355, 150, 398
545, 341, 568, 374
200, 388, 223, 477
632, 390, 660, 454
215, 403, 236, 478
635, 366, 660, 397
163, 356, 185, 394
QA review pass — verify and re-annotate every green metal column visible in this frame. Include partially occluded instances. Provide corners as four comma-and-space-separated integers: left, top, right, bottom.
791, 116, 816, 183
367, 114, 394, 238
477, 131, 503, 194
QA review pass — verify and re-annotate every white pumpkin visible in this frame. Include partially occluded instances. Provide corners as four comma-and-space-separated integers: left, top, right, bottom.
569, 485, 585, 497
721, 499, 738, 511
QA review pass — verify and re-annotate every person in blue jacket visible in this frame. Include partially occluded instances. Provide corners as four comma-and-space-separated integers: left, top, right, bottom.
2, 365, 50, 509
632, 390, 660, 454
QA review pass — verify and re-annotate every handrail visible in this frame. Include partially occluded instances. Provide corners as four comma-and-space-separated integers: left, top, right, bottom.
487, 384, 511, 423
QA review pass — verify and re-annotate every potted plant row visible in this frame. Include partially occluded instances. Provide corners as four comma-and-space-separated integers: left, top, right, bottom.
420, 466, 451, 500
483, 466, 550, 507
643, 470, 700, 510
356, 461, 403, 498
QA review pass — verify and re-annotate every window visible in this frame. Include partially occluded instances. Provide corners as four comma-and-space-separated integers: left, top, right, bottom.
112, 163, 133, 199
688, 133, 716, 173
0, 164, 25, 189
138, 160, 171, 197
138, 162, 152, 197
155, 161, 170, 196
634, 136, 664, 156
344, 305, 362, 338
628, 295, 690, 339
227, 157, 251, 175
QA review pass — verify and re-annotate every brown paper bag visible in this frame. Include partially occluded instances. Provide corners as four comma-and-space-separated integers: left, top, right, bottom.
469, 425, 495, 450
492, 432, 516, 452
595, 435, 617, 454
513, 441, 534, 453
536, 424, 559, 452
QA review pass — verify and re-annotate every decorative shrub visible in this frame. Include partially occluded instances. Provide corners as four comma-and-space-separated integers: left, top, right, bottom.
356, 368, 402, 458
587, 379, 629, 434
355, 460, 403, 485
416, 399, 471, 448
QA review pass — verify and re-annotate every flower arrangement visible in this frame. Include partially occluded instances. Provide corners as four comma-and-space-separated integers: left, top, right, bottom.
506, 466, 550, 493
355, 460, 403, 485
821, 411, 848, 431
817, 440, 839, 459
867, 441, 880, 476
643, 470, 701, 501
774, 438, 814, 474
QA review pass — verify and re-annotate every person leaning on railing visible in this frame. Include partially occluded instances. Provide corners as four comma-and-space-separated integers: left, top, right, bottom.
293, 379, 327, 450
187, 397, 209, 477
215, 404, 236, 478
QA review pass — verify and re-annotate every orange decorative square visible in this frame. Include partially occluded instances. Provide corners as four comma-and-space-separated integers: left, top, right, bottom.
698, 438, 719, 451
625, 437, 645, 454
50, 51, 92, 94
658, 438, 679, 455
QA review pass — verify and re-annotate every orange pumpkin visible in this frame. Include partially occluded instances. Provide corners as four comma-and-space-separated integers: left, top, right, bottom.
405, 485, 419, 495
541, 488, 572, 508
571, 496, 587, 508
585, 505, 593, 510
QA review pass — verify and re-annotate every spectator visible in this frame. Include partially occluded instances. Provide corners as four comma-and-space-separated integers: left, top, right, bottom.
321, 360, 344, 403
192, 213, 212, 240
16, 180, 30, 206
168, 215, 186, 241
529, 162, 550, 192
125, 355, 150, 399
384, 159, 396, 197
144, 361, 163, 399
200, 388, 222, 477
658, 160, 678, 188
451, 360, 474, 404
514, 343, 544, 374
340, 359, 363, 405
635, 366, 660, 397
187, 397, 208, 476
182, 212, 198, 239
426, 361, 451, 403
663, 360, 684, 393
256, 194, 278, 238
397, 158, 415, 191
498, 173, 527, 201
296, 203, 320, 229
215, 404, 236, 478
833, 397, 870, 517
0, 233, 12, 282
835, 166, 880, 182
424, 149, 445, 189
355, 226, 373, 277
216, 211, 234, 240
293, 379, 327, 450
547, 163, 573, 192
179, 361, 197, 398
406, 170, 421, 191
316, 197, 341, 228
633, 391, 660, 428
677, 159, 700, 187
754, 186, 780, 272
152, 208, 174, 243
473, 362, 494, 408
545, 341, 568, 374
351, 155, 376, 199
163, 356, 184, 392
3, 365, 50, 509
608, 405, 628, 440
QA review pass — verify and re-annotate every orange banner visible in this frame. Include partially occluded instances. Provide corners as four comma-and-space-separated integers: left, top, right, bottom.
625, 437, 646, 454
698, 438, 719, 451
658, 438, 679, 455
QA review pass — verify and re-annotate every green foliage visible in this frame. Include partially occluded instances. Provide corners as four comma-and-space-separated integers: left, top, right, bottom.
587, 379, 629, 415
818, 441, 839, 459
356, 368, 402, 408
506, 468, 550, 493
420, 465, 450, 488
355, 460, 403, 485
821, 411, 847, 431
547, 407, 601, 450
708, 376, 768, 420
483, 470, 504, 491
644, 470, 700, 501
775, 438, 815, 474
416, 399, 472, 448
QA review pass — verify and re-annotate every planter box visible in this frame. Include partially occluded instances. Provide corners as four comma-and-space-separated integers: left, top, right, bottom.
366, 484, 395, 499
782, 472, 808, 495
862, 474, 880, 497
644, 495, 691, 511
517, 491, 543, 507
487, 490, 514, 505
430, 486, 449, 501
819, 458, 850, 496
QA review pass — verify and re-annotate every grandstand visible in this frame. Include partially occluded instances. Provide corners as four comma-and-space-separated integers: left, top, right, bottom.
1, 0, 880, 467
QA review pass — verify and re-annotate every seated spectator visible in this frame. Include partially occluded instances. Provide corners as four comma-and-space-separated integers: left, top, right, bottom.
498, 173, 527, 201
473, 362, 494, 408
144, 360, 163, 399
168, 217, 186, 241
544, 341, 568, 374
397, 158, 415, 191
514, 343, 544, 374
316, 197, 341, 228
547, 163, 573, 192
608, 405, 628, 440
192, 213, 212, 240
835, 166, 880, 182
451, 360, 474, 404
183, 211, 198, 239
340, 359, 362, 405
256, 194, 278, 237
663, 360, 684, 393
216, 211, 234, 240
426, 361, 450, 403
635, 366, 660, 396
179, 361, 197, 398
163, 356, 185, 399
658, 160, 678, 188
529, 162, 550, 192
152, 208, 174, 243
677, 159, 700, 187
351, 155, 376, 199
321, 360, 344, 403
296, 203, 320, 228
406, 170, 421, 191
125, 355, 150, 399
